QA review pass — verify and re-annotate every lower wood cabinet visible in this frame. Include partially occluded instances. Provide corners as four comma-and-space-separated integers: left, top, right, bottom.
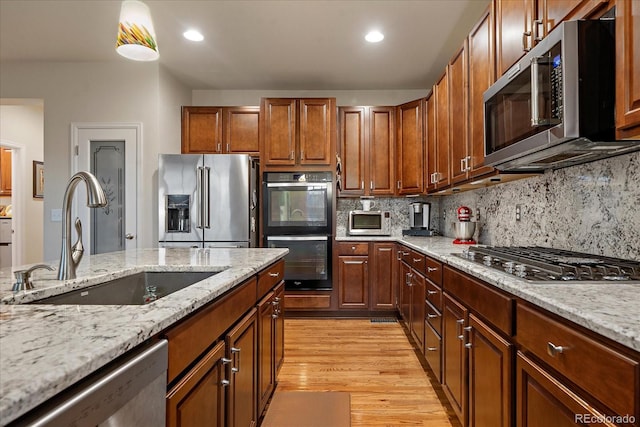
442, 293, 468, 425
226, 309, 258, 427
335, 241, 396, 311
258, 281, 284, 417
516, 352, 619, 427
166, 341, 227, 427
467, 314, 513, 427
409, 270, 426, 352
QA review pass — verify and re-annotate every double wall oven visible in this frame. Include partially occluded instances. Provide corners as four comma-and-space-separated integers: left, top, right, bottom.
263, 172, 333, 290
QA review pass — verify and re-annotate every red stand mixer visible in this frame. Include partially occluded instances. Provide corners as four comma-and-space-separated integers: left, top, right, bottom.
453, 206, 477, 244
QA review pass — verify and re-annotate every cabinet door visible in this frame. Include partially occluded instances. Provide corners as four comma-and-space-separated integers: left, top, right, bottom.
399, 261, 412, 324
496, 0, 534, 77
442, 293, 468, 425
448, 42, 469, 185
226, 308, 258, 427
616, 0, 640, 138
371, 243, 396, 310
516, 352, 616, 427
425, 92, 438, 192
435, 72, 450, 188
369, 106, 396, 195
182, 106, 223, 153
468, 6, 496, 179
262, 98, 296, 166
166, 340, 227, 427
541, 0, 608, 37
0, 148, 12, 196
338, 107, 366, 196
257, 292, 276, 417
468, 314, 513, 427
299, 98, 333, 166
274, 282, 285, 374
410, 271, 426, 353
396, 98, 425, 195
224, 106, 260, 154
338, 255, 369, 309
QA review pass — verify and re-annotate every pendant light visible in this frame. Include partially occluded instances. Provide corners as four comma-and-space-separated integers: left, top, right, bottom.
116, 0, 159, 61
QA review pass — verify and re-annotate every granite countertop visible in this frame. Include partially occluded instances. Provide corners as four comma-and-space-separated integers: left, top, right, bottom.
0, 247, 288, 425
337, 235, 640, 354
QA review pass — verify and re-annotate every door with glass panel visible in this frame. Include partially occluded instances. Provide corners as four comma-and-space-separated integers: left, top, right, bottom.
74, 125, 138, 254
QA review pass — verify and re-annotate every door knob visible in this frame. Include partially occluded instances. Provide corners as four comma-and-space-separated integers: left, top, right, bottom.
125, 233, 134, 240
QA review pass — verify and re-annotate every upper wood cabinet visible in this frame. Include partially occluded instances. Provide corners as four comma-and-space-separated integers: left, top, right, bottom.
396, 98, 425, 195
338, 106, 395, 196
467, 6, 496, 180
616, 0, 640, 138
430, 72, 450, 190
261, 98, 336, 170
0, 148, 12, 196
448, 42, 470, 186
496, 0, 610, 77
181, 106, 260, 154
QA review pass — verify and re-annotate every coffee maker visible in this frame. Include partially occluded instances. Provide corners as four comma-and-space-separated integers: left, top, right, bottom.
403, 202, 434, 236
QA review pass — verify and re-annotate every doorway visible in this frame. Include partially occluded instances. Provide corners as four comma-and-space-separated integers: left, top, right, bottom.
72, 123, 140, 254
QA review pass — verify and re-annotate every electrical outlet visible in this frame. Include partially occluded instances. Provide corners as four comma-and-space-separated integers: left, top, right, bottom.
515, 204, 521, 222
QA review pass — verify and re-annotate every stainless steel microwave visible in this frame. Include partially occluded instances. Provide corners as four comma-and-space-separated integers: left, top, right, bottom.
348, 210, 391, 236
483, 19, 640, 172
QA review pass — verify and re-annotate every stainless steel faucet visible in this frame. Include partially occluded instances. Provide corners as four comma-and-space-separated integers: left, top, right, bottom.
58, 171, 108, 280
13, 264, 55, 291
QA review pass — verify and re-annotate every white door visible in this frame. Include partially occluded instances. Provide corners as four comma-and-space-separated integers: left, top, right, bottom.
73, 124, 139, 254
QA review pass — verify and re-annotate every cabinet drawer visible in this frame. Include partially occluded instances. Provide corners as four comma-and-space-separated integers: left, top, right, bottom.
424, 322, 442, 382
425, 257, 442, 286
426, 279, 442, 311
443, 266, 514, 336
258, 260, 285, 299
426, 301, 442, 335
517, 302, 639, 419
336, 242, 369, 255
284, 293, 331, 309
407, 250, 426, 272
164, 278, 257, 382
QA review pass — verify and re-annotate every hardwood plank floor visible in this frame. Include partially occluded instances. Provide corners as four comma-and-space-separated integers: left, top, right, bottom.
276, 318, 460, 427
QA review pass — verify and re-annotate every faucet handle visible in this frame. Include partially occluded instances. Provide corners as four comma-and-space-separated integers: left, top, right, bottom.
13, 264, 55, 292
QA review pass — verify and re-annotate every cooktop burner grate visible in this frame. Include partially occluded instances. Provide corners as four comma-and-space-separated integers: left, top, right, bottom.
453, 246, 640, 283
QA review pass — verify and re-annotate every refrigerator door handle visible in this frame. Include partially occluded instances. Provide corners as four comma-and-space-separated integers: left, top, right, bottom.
203, 166, 211, 229
196, 166, 203, 229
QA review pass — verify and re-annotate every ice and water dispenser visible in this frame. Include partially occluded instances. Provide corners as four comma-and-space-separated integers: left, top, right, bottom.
166, 195, 190, 232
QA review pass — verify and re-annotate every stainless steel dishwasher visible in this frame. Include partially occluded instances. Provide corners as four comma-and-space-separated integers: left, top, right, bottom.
12, 339, 168, 427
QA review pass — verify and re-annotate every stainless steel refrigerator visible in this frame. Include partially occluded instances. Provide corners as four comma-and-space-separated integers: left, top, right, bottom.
158, 154, 258, 248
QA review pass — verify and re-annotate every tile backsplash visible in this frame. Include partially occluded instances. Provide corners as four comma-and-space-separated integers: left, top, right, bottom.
336, 152, 639, 260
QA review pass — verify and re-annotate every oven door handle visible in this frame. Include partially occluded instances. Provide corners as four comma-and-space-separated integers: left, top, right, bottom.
266, 182, 328, 188
266, 236, 329, 241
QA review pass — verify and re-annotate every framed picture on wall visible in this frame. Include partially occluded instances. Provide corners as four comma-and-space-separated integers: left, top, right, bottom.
33, 161, 44, 198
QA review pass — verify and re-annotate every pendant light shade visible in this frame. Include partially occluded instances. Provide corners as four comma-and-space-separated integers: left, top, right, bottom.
116, 0, 159, 61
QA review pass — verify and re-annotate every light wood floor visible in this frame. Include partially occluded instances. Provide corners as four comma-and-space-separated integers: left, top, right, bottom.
276, 318, 460, 427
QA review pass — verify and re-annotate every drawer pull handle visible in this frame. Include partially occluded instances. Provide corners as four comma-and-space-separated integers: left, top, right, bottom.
547, 342, 565, 357
269, 272, 280, 277
456, 319, 465, 340
465, 343, 473, 349
221, 379, 230, 387
426, 347, 438, 352
427, 290, 437, 295
427, 267, 438, 272
427, 314, 439, 319
413, 258, 422, 263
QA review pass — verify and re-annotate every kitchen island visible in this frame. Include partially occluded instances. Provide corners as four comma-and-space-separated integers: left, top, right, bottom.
0, 247, 288, 425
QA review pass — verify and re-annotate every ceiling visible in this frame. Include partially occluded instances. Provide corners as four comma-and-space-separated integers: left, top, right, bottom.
0, 0, 490, 91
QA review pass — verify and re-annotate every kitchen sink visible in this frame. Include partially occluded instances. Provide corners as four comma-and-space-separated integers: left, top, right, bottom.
31, 271, 217, 305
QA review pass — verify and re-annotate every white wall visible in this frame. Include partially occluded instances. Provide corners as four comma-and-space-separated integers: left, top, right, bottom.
0, 61, 190, 262
192, 89, 428, 106
0, 102, 45, 264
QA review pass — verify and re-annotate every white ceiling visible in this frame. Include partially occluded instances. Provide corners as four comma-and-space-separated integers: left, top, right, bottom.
0, 0, 490, 91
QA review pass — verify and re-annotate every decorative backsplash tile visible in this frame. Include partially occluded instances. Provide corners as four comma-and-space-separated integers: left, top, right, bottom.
336, 152, 639, 260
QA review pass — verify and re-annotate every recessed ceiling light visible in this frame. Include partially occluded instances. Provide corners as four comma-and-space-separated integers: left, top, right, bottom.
365, 30, 384, 43
183, 29, 204, 42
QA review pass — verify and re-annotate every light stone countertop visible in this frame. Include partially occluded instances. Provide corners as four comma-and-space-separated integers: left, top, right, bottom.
337, 235, 640, 354
0, 247, 288, 426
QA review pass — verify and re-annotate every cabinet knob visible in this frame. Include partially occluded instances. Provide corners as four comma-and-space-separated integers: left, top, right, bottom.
352, 246, 356, 250
547, 342, 565, 357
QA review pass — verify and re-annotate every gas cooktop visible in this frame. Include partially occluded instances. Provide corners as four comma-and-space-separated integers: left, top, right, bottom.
453, 246, 640, 283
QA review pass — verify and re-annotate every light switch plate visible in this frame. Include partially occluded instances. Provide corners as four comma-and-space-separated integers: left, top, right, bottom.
51, 209, 62, 222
